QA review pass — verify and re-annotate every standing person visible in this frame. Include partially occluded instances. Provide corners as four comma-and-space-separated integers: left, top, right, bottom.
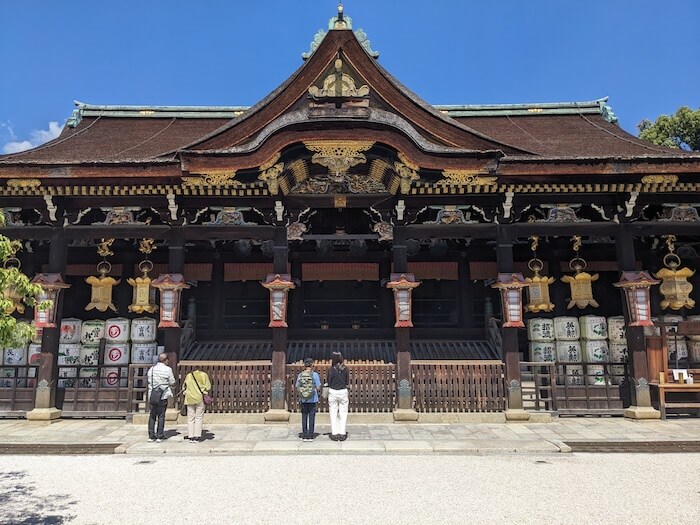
147, 353, 176, 443
295, 358, 321, 442
327, 351, 349, 441
182, 369, 212, 442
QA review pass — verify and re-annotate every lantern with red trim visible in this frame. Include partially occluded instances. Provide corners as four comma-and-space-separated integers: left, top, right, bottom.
151, 274, 189, 328
261, 274, 295, 328
613, 271, 659, 326
386, 273, 421, 328
30, 273, 70, 328
491, 273, 528, 328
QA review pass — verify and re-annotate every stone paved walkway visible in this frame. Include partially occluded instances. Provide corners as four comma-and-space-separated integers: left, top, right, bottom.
1, 416, 699, 455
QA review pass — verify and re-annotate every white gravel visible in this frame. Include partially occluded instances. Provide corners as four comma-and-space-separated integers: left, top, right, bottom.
2, 453, 699, 524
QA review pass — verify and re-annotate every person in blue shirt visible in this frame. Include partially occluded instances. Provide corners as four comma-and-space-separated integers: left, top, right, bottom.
295, 357, 321, 442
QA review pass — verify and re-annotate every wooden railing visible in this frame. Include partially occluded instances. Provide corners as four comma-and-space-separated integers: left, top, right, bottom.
178, 360, 272, 413
57, 363, 131, 415
411, 360, 506, 412
287, 361, 395, 413
0, 364, 37, 414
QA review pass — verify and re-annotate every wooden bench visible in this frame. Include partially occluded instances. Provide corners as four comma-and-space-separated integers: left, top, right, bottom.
650, 380, 700, 419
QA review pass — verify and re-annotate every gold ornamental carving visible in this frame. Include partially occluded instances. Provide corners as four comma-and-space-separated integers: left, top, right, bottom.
308, 58, 370, 99
305, 140, 373, 177
393, 153, 419, 194
439, 170, 497, 186
641, 175, 678, 185
182, 170, 240, 187
7, 178, 41, 188
258, 153, 285, 194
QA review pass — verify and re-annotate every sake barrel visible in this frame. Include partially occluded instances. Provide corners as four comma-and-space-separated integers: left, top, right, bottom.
79, 368, 98, 388
662, 314, 684, 334
689, 341, 700, 363
686, 315, 700, 342
587, 364, 608, 385
527, 318, 555, 342
57, 367, 77, 388
609, 365, 627, 385
529, 341, 555, 362
554, 316, 580, 341
27, 343, 42, 381
131, 318, 157, 343
104, 343, 130, 366
579, 315, 608, 340
607, 316, 627, 342
3, 347, 27, 365
0, 367, 19, 387
643, 317, 661, 337
584, 340, 609, 363
105, 318, 130, 343
609, 342, 628, 363
668, 337, 688, 359
101, 367, 127, 388
79, 344, 100, 366
59, 318, 82, 344
563, 364, 585, 386
80, 320, 105, 344
58, 344, 81, 365
555, 340, 582, 363
131, 342, 157, 364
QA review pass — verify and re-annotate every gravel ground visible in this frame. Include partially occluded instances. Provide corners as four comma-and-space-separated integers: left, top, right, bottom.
2, 453, 699, 525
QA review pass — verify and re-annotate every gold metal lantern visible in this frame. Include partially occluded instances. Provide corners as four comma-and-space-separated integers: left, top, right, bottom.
127, 239, 158, 314
525, 236, 555, 313
561, 236, 599, 309
85, 239, 120, 312
655, 235, 695, 310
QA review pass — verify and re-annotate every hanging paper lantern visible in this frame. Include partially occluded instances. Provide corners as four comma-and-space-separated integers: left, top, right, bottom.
151, 273, 189, 328
492, 273, 529, 328
386, 273, 421, 328
30, 273, 71, 328
261, 274, 296, 328
613, 271, 659, 326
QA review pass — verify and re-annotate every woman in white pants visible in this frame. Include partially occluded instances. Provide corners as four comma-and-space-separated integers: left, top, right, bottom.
183, 369, 211, 442
327, 351, 349, 441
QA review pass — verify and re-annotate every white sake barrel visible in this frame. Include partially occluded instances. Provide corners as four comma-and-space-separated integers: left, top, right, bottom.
0, 367, 25, 387
643, 317, 661, 337
662, 314, 683, 334
584, 340, 609, 363
27, 343, 42, 380
607, 316, 627, 342
562, 364, 585, 386
59, 318, 82, 344
105, 318, 130, 343
80, 320, 105, 344
527, 318, 555, 342
101, 367, 128, 388
58, 344, 81, 365
3, 347, 27, 365
131, 318, 157, 343
79, 368, 98, 388
668, 337, 688, 359
554, 317, 580, 341
587, 364, 607, 385
529, 341, 555, 362
609, 365, 626, 385
103, 343, 130, 365
579, 315, 608, 340
609, 342, 628, 363
555, 340, 582, 363
685, 315, 700, 341
57, 367, 77, 388
30, 321, 43, 344
688, 341, 700, 363
79, 344, 100, 366
131, 342, 157, 364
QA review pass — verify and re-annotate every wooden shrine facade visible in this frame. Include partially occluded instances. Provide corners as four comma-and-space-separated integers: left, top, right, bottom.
2, 7, 700, 420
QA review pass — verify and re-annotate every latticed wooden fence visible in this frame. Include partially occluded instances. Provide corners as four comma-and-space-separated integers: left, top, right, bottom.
287, 361, 395, 413
0, 364, 37, 415
411, 360, 506, 412
178, 360, 272, 413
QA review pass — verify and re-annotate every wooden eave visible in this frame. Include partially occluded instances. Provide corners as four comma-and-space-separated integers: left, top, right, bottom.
182, 30, 531, 155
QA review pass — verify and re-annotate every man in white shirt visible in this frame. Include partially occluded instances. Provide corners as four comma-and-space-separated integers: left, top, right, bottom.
147, 353, 176, 442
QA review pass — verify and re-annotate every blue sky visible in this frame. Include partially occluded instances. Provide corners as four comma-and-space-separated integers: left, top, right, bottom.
1, 0, 698, 153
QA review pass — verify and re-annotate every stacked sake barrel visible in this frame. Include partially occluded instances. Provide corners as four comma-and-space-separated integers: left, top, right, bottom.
607, 316, 628, 385
554, 317, 584, 385
130, 318, 158, 367
579, 315, 609, 385
527, 318, 555, 363
1, 322, 41, 388
58, 318, 82, 387
103, 318, 130, 387
687, 316, 700, 365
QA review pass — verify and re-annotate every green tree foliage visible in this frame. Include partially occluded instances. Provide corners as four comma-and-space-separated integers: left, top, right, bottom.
0, 213, 46, 348
638, 106, 700, 151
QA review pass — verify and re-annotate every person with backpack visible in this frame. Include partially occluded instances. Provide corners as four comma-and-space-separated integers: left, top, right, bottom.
295, 357, 321, 442
327, 351, 349, 441
182, 369, 212, 442
147, 353, 176, 443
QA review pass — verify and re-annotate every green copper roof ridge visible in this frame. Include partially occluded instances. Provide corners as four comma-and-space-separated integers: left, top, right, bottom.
73, 100, 250, 112
434, 97, 609, 111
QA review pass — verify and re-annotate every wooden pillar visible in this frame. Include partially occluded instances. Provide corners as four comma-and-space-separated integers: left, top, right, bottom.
163, 227, 184, 369
209, 252, 224, 330
266, 224, 290, 420
497, 226, 527, 419
616, 226, 659, 418
391, 225, 417, 420
28, 228, 67, 420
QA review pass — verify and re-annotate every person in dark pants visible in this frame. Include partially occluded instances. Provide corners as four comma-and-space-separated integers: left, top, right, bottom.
147, 353, 176, 442
295, 357, 321, 442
